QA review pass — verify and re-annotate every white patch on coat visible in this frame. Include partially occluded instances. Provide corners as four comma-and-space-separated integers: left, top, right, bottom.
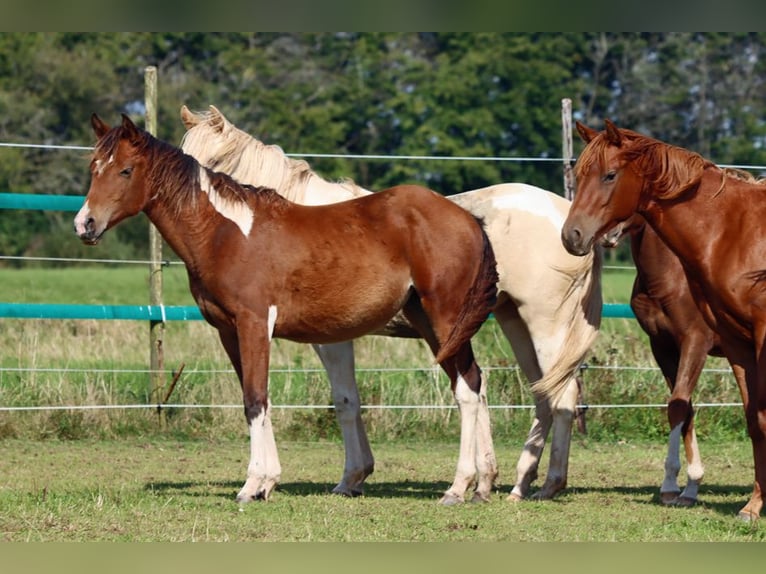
267, 305, 278, 341
199, 168, 254, 237
491, 189, 566, 231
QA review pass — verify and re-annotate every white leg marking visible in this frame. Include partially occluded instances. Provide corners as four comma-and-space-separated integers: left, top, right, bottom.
267, 305, 278, 341
238, 404, 281, 503
662, 422, 683, 494
472, 373, 497, 501
442, 374, 480, 504
314, 342, 375, 496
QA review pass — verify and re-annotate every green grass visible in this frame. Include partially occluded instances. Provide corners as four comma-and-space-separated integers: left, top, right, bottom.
0, 437, 761, 541
0, 264, 758, 542
0, 264, 746, 444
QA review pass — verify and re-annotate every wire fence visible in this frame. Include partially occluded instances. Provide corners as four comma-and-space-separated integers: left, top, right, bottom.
0, 137, 755, 416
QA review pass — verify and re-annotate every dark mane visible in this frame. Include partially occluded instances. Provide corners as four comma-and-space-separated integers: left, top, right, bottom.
94, 124, 289, 215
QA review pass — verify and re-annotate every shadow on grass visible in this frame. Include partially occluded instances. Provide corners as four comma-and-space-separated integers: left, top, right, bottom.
555, 482, 753, 517
143, 478, 752, 517
143, 478, 456, 501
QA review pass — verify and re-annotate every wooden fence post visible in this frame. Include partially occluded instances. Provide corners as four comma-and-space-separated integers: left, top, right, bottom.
561, 98, 575, 201
144, 66, 165, 426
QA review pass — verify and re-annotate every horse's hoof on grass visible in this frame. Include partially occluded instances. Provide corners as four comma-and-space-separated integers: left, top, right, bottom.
470, 492, 490, 504
506, 493, 523, 503
737, 509, 759, 523
674, 496, 697, 508
660, 491, 681, 505
332, 486, 363, 498
439, 493, 464, 506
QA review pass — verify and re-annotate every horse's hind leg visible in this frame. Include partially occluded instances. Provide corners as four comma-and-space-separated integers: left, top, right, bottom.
530, 377, 578, 500
493, 304, 549, 500
439, 342, 497, 505
313, 342, 374, 497
403, 299, 497, 504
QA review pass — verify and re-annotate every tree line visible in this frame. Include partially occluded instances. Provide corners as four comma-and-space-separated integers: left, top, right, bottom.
1, 32, 765, 262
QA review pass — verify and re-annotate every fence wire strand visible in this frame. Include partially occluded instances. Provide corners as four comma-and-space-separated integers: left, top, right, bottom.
0, 139, 753, 417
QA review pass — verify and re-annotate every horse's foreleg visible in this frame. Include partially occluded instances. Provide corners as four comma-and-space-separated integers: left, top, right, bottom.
313, 342, 374, 496
231, 315, 281, 505
652, 334, 707, 506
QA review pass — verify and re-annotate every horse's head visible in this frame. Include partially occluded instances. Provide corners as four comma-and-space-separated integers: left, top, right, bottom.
561, 120, 645, 256
74, 113, 152, 245
179, 104, 236, 172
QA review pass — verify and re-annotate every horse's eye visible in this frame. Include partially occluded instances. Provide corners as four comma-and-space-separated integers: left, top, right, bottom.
603, 170, 617, 183
120, 167, 133, 178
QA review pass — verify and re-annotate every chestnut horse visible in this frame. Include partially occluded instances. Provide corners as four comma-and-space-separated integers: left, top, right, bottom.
179, 105, 604, 503
562, 119, 766, 521
605, 214, 725, 506
74, 113, 500, 505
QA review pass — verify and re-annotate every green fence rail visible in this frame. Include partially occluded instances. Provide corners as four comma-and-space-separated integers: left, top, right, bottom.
0, 192, 636, 320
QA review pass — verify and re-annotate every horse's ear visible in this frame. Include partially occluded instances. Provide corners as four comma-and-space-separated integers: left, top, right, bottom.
575, 121, 599, 143
120, 114, 142, 143
91, 113, 110, 138
208, 105, 229, 133
604, 119, 622, 146
180, 105, 200, 129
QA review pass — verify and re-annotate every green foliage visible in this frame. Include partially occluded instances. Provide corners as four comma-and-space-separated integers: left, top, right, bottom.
3, 33, 765, 258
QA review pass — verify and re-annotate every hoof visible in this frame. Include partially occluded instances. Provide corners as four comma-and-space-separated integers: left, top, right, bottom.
506, 492, 523, 503
674, 496, 697, 508
660, 491, 681, 506
737, 509, 759, 523
470, 492, 490, 504
331, 486, 363, 498
236, 489, 269, 504
439, 492, 464, 506
529, 489, 557, 501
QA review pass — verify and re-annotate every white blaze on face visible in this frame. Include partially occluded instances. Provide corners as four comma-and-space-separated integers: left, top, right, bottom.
491, 189, 566, 231
94, 154, 114, 176
199, 168, 254, 237
73, 200, 92, 236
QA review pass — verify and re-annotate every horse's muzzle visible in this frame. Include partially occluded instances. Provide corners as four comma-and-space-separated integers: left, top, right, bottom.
561, 226, 592, 257
73, 216, 102, 245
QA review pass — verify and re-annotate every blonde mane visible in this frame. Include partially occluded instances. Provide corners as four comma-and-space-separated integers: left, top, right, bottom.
180, 107, 367, 203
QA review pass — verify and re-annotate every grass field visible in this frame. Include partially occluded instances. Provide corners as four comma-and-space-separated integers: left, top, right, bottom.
0, 437, 762, 542
0, 263, 759, 541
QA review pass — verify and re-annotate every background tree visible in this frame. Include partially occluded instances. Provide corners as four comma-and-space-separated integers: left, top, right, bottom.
0, 32, 765, 263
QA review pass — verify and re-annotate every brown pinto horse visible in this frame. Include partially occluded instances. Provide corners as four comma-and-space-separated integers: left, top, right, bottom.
605, 215, 724, 506
74, 114, 499, 506
179, 105, 603, 503
562, 119, 766, 521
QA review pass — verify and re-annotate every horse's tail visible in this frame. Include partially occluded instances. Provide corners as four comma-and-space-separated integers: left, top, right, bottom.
435, 221, 499, 364
529, 245, 603, 403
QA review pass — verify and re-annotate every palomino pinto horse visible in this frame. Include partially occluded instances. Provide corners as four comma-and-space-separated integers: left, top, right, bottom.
180, 105, 603, 502
562, 119, 766, 521
605, 214, 725, 506
74, 114, 500, 505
